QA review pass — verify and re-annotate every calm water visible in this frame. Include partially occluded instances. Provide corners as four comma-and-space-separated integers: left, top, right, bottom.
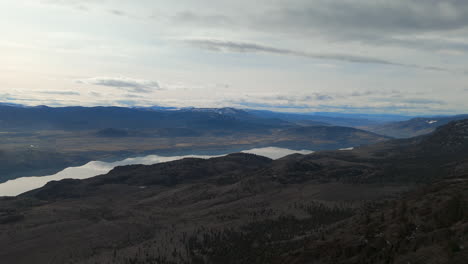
0, 147, 313, 196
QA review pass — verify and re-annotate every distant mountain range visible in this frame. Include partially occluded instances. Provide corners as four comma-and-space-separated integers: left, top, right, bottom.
0, 105, 290, 132
245, 109, 413, 127
0, 104, 416, 131
6, 104, 467, 136
1, 119, 467, 263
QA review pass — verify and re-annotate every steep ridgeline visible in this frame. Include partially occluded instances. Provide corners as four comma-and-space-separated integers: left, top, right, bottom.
0, 120, 467, 263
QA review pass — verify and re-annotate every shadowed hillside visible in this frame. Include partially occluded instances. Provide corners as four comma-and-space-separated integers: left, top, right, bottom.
0, 120, 467, 263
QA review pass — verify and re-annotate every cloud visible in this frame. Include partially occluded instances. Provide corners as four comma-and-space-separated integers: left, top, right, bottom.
226, 93, 334, 110
315, 104, 449, 114
169, 1, 468, 56
313, 94, 333, 101
187, 39, 452, 72
235, 101, 311, 110
273, 0, 468, 34
109, 9, 126, 16
232, 99, 448, 115
88, 91, 102, 97
254, 1, 468, 47
76, 77, 161, 93
395, 98, 446, 105
188, 39, 399, 64
173, 11, 234, 27
39, 91, 80, 96
224, 89, 451, 115
40, 0, 97, 11
263, 94, 334, 103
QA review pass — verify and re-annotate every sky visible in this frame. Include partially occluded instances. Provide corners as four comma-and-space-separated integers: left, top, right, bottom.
1, 0, 468, 115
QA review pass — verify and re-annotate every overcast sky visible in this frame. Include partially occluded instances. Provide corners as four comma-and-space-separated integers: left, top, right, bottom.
1, 0, 468, 114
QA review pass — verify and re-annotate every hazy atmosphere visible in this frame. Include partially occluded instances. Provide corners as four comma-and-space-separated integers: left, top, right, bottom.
2, 0, 468, 114
2, 2, 468, 264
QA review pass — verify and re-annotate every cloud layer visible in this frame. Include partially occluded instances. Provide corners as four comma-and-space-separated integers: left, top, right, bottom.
187, 39, 454, 72
0, 0, 466, 114
76, 77, 161, 93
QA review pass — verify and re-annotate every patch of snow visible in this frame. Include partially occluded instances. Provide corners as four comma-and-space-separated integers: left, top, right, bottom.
339, 147, 354, 151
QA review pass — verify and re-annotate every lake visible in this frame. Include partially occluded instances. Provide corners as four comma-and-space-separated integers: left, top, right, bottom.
0, 147, 313, 196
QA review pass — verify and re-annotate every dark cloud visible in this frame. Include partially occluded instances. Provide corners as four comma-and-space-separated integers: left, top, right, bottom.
368, 36, 468, 54
260, 0, 468, 37
187, 39, 452, 72
188, 39, 401, 65
177, 1, 468, 55
248, 1, 468, 55
77, 77, 161, 93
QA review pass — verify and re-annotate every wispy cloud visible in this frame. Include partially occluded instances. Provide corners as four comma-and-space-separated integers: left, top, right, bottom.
76, 77, 161, 93
187, 39, 452, 72
187, 39, 397, 64
38, 91, 80, 96
40, 0, 94, 11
